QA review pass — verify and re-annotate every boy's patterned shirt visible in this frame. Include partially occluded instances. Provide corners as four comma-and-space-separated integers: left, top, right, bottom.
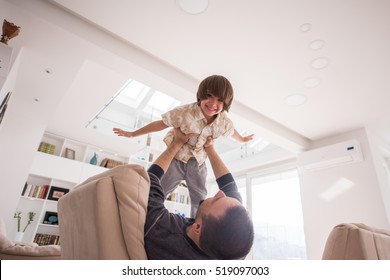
162, 102, 234, 165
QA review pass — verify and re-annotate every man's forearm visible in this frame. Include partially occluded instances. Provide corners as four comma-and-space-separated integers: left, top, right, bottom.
153, 142, 182, 172
205, 145, 230, 179
152, 128, 191, 172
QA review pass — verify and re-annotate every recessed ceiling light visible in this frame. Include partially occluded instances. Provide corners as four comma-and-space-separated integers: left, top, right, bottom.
308, 40, 325, 51
303, 77, 322, 88
176, 0, 209, 15
310, 57, 330, 69
299, 23, 312, 32
284, 94, 307, 106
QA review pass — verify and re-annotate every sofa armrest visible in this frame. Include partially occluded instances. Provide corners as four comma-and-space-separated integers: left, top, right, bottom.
322, 223, 390, 260
58, 164, 150, 260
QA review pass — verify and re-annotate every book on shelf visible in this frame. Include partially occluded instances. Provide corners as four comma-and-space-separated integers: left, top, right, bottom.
100, 158, 125, 169
38, 142, 56, 154
166, 190, 190, 205
21, 183, 49, 199
33, 233, 60, 246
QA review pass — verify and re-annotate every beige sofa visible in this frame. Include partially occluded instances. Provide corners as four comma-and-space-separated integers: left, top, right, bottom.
322, 222, 390, 260
0, 217, 61, 260
58, 164, 150, 260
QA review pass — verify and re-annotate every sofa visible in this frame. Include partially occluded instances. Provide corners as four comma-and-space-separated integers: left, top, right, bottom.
0, 216, 61, 260
57, 164, 150, 260
322, 222, 390, 260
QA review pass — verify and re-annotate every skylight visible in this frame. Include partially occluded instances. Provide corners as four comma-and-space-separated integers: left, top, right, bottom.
86, 79, 182, 138
115, 79, 150, 108
143, 91, 181, 117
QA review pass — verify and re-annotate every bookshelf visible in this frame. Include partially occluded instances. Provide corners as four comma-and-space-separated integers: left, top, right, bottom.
38, 132, 129, 167
164, 182, 191, 218
129, 134, 163, 170
12, 132, 131, 245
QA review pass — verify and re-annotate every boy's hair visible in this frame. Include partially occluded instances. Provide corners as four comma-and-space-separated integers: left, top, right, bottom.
197, 75, 234, 112
199, 206, 254, 259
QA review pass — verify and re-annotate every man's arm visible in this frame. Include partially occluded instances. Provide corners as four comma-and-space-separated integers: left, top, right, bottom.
153, 128, 192, 172
205, 137, 242, 202
204, 137, 229, 179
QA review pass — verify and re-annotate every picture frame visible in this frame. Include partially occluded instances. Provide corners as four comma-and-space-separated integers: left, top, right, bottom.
47, 186, 69, 201
43, 211, 58, 225
64, 148, 75, 160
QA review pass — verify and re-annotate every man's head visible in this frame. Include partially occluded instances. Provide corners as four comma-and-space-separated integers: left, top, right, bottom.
191, 190, 254, 259
197, 75, 234, 112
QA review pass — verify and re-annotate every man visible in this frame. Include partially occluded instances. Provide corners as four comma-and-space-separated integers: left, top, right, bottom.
144, 128, 254, 259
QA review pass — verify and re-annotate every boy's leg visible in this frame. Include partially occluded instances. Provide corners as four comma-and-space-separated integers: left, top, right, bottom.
184, 158, 207, 218
160, 158, 186, 197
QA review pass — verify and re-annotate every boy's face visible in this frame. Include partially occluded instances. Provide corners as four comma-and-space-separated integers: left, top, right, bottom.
200, 93, 224, 120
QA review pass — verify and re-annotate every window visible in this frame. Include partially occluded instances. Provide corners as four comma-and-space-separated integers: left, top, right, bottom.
206, 168, 306, 260
250, 169, 307, 259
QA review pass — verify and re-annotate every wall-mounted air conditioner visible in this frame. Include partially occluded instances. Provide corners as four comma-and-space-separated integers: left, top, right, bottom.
297, 139, 364, 172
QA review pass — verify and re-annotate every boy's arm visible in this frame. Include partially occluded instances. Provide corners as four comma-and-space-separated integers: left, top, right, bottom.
113, 120, 168, 138
231, 129, 254, 143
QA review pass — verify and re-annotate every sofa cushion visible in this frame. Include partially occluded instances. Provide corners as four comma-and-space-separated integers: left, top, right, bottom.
0, 217, 13, 251
58, 164, 150, 260
0, 217, 61, 260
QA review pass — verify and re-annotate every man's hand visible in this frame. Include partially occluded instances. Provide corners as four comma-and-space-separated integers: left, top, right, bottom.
172, 127, 193, 145
153, 128, 192, 172
204, 136, 214, 148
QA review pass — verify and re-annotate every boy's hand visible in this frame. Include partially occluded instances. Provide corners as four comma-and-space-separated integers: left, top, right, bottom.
241, 134, 254, 142
113, 128, 133, 138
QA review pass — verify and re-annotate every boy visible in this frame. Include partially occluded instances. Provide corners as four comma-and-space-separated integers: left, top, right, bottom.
113, 75, 253, 217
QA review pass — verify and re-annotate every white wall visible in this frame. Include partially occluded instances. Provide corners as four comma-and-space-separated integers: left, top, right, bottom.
298, 128, 390, 259
366, 129, 390, 225
0, 49, 45, 233
0, 0, 85, 234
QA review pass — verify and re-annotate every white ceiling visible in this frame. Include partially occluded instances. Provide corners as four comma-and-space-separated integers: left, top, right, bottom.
4, 0, 390, 158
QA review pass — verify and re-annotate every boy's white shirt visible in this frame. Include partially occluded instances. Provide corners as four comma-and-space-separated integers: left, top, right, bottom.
162, 102, 234, 165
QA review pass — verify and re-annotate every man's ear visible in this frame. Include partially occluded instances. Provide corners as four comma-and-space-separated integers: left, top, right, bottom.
191, 221, 202, 236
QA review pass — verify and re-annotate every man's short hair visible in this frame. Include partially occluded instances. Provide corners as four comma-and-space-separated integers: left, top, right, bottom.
196, 75, 234, 112
199, 206, 254, 259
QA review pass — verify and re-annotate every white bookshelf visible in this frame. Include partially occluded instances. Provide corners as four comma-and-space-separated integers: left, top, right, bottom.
12, 132, 131, 245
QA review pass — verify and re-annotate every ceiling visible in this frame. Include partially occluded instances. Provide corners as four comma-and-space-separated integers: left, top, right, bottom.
4, 0, 390, 161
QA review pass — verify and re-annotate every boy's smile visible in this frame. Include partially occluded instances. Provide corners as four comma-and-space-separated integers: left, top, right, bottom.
200, 94, 224, 123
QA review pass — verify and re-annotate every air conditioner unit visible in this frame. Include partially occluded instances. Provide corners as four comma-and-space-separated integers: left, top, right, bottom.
297, 139, 364, 172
